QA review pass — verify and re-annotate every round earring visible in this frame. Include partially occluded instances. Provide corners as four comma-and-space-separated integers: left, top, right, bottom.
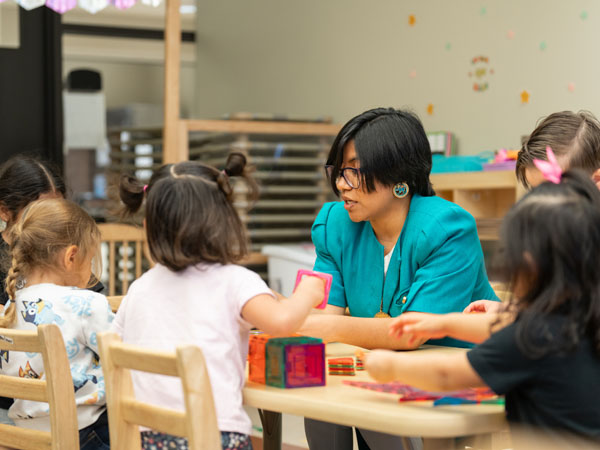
393, 182, 409, 199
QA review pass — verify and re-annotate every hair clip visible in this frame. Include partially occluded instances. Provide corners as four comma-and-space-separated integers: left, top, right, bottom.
143, 184, 148, 193
533, 146, 562, 184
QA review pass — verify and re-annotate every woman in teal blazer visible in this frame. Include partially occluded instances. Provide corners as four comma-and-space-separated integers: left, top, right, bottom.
311, 192, 497, 347
301, 108, 499, 450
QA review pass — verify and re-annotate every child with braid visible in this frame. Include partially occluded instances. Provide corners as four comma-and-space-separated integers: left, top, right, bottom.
0, 198, 113, 450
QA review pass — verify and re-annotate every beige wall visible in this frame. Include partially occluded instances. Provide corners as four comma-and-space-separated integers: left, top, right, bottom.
0, 2, 19, 49
195, 0, 600, 154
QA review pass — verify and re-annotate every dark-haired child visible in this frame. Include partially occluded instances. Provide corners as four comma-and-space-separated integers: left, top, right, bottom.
111, 153, 327, 450
0, 156, 67, 305
365, 170, 600, 446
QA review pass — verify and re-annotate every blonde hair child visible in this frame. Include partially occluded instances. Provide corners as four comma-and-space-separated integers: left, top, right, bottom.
0, 198, 112, 450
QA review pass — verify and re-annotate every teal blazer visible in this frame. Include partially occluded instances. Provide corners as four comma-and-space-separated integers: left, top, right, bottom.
312, 195, 499, 347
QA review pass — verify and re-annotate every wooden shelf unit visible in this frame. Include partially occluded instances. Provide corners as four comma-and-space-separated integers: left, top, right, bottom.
187, 128, 336, 252
106, 121, 339, 280
430, 170, 524, 240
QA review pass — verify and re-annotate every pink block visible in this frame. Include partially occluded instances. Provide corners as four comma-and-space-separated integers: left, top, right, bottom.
294, 270, 332, 309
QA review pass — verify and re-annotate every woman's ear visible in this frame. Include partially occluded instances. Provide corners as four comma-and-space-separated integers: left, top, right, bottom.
592, 168, 600, 191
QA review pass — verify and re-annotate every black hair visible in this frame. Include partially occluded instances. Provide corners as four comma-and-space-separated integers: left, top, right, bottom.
0, 156, 66, 226
494, 170, 600, 358
326, 107, 435, 197
119, 153, 258, 271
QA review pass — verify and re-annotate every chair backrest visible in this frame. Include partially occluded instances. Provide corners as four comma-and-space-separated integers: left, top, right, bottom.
98, 332, 221, 450
107, 295, 124, 314
490, 281, 511, 303
0, 325, 79, 450
98, 223, 151, 296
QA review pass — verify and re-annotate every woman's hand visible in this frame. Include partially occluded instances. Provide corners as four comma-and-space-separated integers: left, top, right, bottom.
463, 300, 502, 314
388, 312, 448, 344
363, 349, 400, 383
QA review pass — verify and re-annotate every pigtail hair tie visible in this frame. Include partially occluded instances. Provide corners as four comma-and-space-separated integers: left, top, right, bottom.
533, 146, 562, 184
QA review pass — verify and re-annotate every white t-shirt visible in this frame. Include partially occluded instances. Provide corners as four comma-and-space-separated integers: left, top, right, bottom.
384, 244, 396, 276
1, 284, 114, 431
110, 263, 274, 435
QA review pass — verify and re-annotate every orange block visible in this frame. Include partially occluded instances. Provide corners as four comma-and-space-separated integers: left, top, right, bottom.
248, 333, 271, 384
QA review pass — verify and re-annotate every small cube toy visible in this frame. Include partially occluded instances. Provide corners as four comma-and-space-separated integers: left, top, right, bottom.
266, 336, 325, 388
355, 349, 365, 371
248, 332, 271, 384
328, 357, 355, 376
355, 355, 365, 371
294, 270, 332, 309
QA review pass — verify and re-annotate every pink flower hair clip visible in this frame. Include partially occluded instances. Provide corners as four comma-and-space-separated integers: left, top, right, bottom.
533, 146, 562, 184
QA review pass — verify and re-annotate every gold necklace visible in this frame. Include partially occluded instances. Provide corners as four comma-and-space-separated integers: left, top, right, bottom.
374, 297, 390, 318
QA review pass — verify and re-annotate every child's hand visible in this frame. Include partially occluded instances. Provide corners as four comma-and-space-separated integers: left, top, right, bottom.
296, 275, 327, 308
388, 312, 448, 344
364, 349, 399, 383
463, 300, 502, 314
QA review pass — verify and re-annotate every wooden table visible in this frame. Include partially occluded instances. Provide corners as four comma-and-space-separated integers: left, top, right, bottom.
243, 343, 507, 450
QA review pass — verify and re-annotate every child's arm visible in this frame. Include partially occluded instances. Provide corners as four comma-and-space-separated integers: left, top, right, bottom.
463, 299, 503, 314
242, 276, 326, 337
389, 312, 512, 344
364, 349, 487, 391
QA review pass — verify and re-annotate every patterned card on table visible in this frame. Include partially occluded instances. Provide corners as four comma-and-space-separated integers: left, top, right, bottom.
343, 380, 497, 402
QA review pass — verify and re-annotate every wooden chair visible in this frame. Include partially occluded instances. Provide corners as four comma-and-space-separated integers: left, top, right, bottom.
107, 295, 124, 314
490, 281, 511, 303
98, 223, 150, 296
98, 332, 221, 450
0, 325, 79, 450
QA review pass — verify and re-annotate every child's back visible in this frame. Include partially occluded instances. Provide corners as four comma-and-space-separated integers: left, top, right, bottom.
6, 283, 112, 430
112, 262, 272, 434
468, 312, 600, 442
115, 156, 326, 449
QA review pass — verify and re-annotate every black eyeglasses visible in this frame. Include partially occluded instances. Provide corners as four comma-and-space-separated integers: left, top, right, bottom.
324, 165, 361, 189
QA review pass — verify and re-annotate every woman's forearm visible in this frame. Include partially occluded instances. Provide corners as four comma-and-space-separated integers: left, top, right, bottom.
299, 314, 426, 350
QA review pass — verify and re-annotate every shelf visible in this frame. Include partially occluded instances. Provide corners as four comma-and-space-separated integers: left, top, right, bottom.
431, 170, 518, 191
